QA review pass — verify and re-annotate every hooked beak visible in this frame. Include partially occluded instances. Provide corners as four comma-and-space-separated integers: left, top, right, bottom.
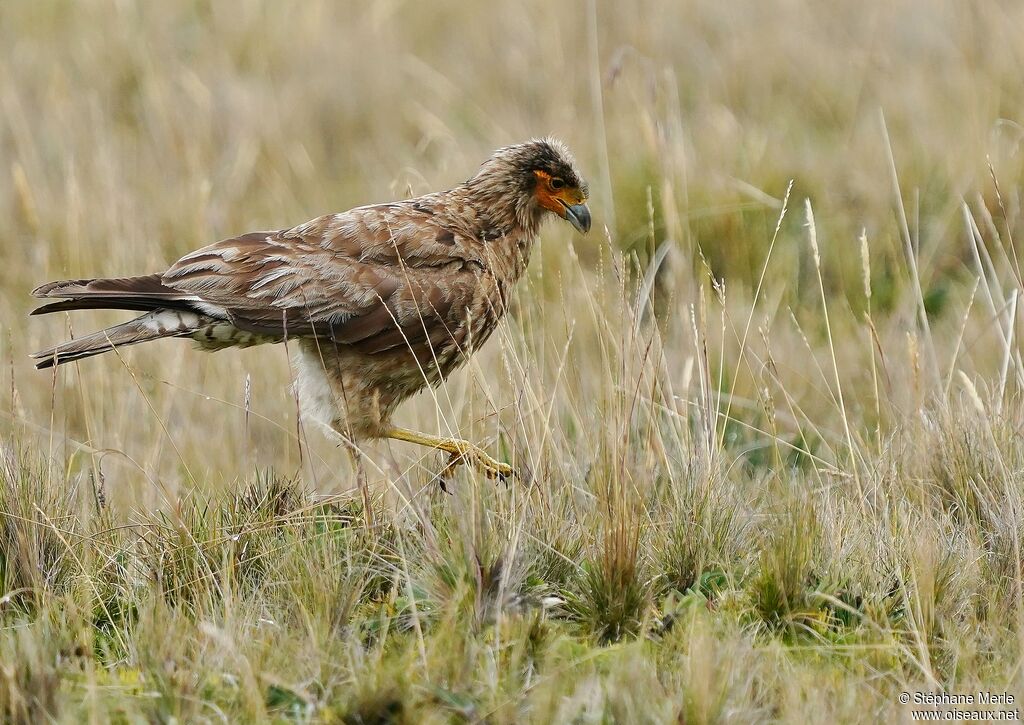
560, 202, 592, 234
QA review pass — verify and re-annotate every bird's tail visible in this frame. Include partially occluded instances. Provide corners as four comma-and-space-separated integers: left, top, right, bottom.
30, 275, 207, 369
30, 274, 200, 315
30, 309, 204, 369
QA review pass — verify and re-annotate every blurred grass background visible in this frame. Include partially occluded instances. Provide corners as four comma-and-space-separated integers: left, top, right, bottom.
4, 0, 1023, 497
2, 0, 1024, 721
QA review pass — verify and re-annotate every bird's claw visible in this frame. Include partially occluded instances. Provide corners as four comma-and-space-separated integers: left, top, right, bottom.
483, 459, 515, 487
439, 448, 515, 488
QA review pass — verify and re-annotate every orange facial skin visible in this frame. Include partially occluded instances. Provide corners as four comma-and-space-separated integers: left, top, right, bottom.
532, 169, 588, 216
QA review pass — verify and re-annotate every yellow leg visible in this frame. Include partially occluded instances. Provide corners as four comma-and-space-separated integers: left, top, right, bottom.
385, 426, 514, 482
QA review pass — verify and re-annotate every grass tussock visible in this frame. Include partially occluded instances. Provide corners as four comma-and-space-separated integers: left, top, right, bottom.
3, 0, 1024, 721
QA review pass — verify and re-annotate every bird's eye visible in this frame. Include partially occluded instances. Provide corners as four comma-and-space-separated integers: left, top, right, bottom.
550, 177, 566, 190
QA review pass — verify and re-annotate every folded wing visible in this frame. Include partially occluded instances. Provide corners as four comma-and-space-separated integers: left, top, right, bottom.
161, 203, 487, 357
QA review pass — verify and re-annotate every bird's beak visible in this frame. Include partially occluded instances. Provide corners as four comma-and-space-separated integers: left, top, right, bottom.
561, 202, 592, 234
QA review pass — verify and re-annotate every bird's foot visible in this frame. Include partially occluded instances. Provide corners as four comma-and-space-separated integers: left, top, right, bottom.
441, 445, 515, 485
385, 426, 515, 489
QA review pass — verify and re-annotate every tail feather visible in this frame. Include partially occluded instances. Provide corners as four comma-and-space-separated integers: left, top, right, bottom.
31, 297, 183, 315
31, 274, 204, 316
33, 274, 184, 300
31, 309, 204, 369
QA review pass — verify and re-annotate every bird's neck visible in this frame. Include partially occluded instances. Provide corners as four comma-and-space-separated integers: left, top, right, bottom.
451, 177, 545, 242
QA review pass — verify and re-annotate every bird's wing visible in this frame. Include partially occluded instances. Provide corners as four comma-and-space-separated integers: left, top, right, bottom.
162, 202, 488, 356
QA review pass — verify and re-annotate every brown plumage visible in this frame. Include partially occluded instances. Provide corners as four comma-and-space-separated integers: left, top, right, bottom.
30, 139, 591, 481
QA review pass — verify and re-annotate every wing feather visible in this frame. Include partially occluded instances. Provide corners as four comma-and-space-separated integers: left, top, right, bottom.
162, 203, 487, 356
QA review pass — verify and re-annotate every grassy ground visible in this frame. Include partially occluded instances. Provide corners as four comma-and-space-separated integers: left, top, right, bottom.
2, 0, 1024, 722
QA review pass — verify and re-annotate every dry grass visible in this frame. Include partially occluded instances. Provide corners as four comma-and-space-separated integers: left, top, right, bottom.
2, 0, 1024, 721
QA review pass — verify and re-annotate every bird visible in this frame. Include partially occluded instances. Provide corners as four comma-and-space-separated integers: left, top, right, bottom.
30, 138, 591, 483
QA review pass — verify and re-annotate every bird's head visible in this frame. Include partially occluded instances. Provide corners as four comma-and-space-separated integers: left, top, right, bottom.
466, 138, 591, 236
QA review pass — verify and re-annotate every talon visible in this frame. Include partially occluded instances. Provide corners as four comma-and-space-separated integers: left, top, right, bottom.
442, 450, 467, 477
442, 450, 515, 485
482, 460, 515, 484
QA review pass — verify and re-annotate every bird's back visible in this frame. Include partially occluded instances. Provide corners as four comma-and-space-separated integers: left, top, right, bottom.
30, 190, 533, 377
